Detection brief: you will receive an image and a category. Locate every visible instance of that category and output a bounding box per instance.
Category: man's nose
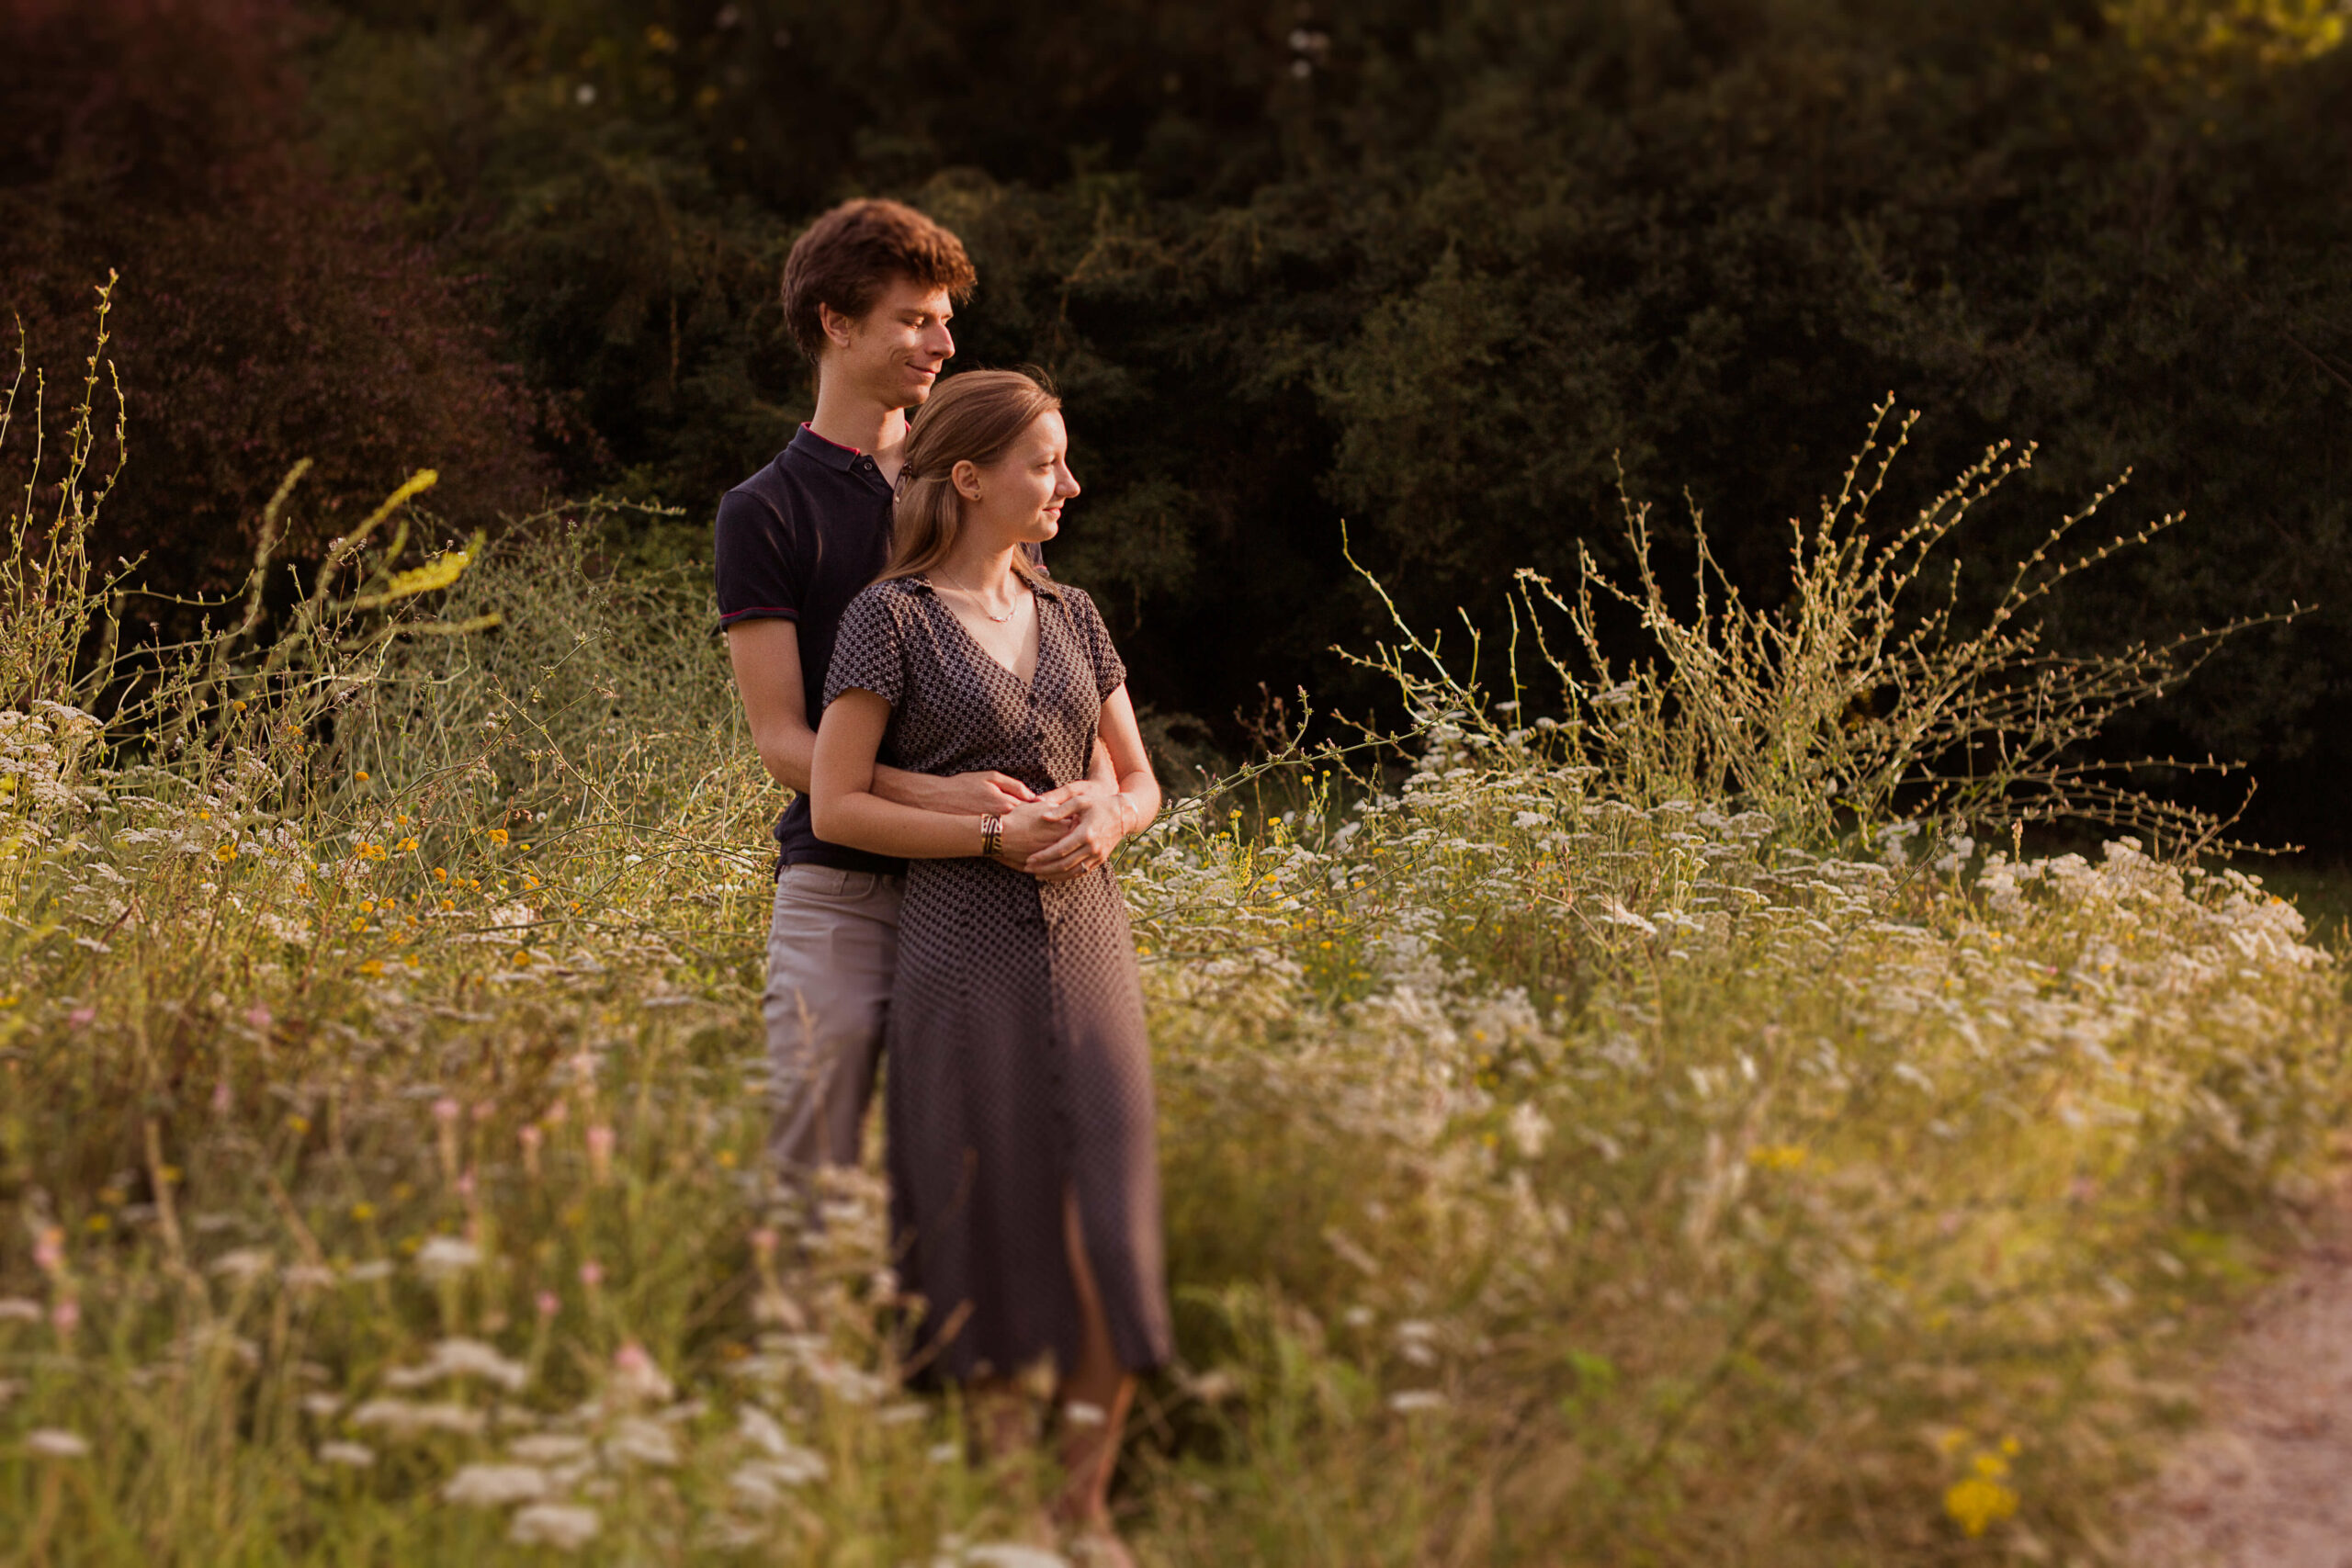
[930,322,956,362]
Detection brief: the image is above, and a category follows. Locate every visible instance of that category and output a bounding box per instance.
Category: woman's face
[959,411,1080,547]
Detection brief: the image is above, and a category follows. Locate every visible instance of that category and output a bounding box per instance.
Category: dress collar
[907,570,1062,602]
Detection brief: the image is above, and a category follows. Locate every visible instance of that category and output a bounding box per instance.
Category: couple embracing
[714,199,1165,1556]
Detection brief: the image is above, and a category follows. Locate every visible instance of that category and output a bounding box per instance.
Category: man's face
[820,277,956,412]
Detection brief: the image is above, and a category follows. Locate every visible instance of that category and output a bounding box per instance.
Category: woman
[808,369,1168,1553]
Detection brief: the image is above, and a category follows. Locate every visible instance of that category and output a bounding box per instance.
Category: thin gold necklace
[933,571,1023,624]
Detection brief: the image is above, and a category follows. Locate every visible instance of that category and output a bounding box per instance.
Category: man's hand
[1022,792,1133,882]
[879,769,1040,817]
[1034,776,1113,809]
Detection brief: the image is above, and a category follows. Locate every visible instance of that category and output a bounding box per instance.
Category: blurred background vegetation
[4,0,2346,849]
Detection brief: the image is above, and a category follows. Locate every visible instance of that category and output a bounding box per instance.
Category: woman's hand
[1020,792,1132,882]
[992,796,1084,869]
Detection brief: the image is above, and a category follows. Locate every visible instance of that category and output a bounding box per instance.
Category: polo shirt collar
[786,423,862,472]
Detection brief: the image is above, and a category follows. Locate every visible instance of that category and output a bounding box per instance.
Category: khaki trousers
[763,863,904,1181]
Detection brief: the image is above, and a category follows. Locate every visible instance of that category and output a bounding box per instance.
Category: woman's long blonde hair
[882,368,1061,584]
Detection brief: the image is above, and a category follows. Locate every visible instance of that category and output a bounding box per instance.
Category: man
[717,198,1114,1194]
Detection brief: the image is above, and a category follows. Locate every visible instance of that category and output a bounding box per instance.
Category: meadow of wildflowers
[3,324,2346,1564]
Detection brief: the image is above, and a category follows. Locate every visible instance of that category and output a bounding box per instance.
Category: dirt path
[2129,1190,2352,1567]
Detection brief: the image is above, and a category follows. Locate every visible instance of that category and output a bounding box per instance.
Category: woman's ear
[952,458,983,502]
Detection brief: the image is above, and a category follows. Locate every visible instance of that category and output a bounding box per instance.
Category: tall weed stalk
[1,297,2343,1566]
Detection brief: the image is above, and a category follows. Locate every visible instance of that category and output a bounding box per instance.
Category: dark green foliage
[18,0,2352,844]
[0,0,554,591]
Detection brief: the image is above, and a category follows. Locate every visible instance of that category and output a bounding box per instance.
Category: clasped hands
[930,772,1132,882]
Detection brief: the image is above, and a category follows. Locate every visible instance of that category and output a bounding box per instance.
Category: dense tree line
[6,1,2347,845]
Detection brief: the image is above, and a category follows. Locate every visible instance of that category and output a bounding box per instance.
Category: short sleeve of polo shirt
[824,585,908,709]
[712,481,805,627]
[1063,587,1128,701]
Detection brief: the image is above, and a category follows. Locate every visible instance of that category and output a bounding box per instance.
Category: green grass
[3,333,2346,1562]
[0,514,2343,1565]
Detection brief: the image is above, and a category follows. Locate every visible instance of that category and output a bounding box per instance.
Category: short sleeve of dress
[1062,587,1128,702]
[823,585,907,709]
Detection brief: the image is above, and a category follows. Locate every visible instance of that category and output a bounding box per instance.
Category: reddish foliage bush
[0,0,551,595]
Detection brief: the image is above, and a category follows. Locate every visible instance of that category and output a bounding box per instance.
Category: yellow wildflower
[1944,1471,2018,1537]
[1747,1145,1810,1171]
[488,828,509,846]
[371,543,475,603]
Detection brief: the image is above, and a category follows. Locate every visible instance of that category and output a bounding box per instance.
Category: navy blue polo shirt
[714,423,1040,874]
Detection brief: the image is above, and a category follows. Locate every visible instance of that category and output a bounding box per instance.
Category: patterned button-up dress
[823,572,1172,1381]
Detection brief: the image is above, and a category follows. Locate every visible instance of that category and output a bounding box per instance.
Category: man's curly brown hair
[779,198,977,365]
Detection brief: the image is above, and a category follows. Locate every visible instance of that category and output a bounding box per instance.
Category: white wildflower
[1182,1369,1240,1404]
[1598,897,1657,935]
[964,1547,1069,1568]
[735,1404,791,1456]
[0,1298,42,1323]
[351,1398,487,1439]
[387,1337,529,1393]
[25,1427,91,1458]
[208,1248,275,1282]
[603,1416,679,1468]
[413,1236,482,1280]
[318,1440,376,1468]
[443,1462,549,1507]
[507,1434,592,1464]
[607,1341,675,1404]
[1387,1390,1448,1414]
[509,1502,601,1551]
[1507,1102,1552,1158]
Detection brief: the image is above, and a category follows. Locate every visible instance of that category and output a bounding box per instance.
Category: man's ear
[818,300,856,350]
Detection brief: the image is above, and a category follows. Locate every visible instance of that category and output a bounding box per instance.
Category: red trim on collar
[798,422,864,456]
